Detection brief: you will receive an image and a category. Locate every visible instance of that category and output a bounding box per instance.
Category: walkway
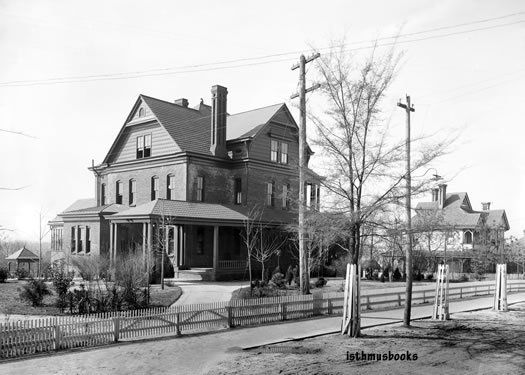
[170,280,247,306]
[2,292,523,375]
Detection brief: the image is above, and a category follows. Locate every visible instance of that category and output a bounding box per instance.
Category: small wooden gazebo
[5,247,40,275]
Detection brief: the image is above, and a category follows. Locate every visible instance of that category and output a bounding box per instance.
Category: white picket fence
[1,280,525,359]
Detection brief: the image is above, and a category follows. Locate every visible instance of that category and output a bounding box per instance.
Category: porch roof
[109,199,296,225]
[110,199,249,223]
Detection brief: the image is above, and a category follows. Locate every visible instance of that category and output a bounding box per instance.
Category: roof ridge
[140,94,203,114]
[229,102,284,117]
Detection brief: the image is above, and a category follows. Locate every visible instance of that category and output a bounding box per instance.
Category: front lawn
[0,280,182,316]
[0,280,61,316]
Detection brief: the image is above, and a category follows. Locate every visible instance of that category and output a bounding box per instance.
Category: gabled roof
[6,247,39,261]
[226,103,286,140]
[101,94,296,164]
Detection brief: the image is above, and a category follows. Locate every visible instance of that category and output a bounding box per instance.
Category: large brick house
[412,184,509,274]
[49,85,320,280]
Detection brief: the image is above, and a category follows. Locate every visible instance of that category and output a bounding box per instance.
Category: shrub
[15,268,29,280]
[19,278,51,306]
[393,267,402,281]
[50,262,75,310]
[414,271,423,281]
[382,267,390,279]
[0,267,8,283]
[269,272,286,289]
[314,277,327,288]
[458,274,469,282]
[426,273,434,281]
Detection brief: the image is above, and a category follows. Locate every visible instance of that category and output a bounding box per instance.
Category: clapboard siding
[109,122,180,164]
[249,122,298,165]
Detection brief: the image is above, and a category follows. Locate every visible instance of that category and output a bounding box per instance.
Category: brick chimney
[431,188,439,202]
[438,184,447,209]
[174,98,188,108]
[210,85,228,157]
[482,202,491,211]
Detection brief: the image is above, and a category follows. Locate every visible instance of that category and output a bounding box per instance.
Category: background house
[412,184,509,275]
[49,85,320,280]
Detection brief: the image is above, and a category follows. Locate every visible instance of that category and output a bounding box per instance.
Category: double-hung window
[234,178,242,204]
[266,181,275,207]
[116,181,123,204]
[129,179,136,205]
[270,139,289,164]
[270,140,279,162]
[151,176,159,200]
[136,134,152,159]
[196,177,204,202]
[167,175,175,200]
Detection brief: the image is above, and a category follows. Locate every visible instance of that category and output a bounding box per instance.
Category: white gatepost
[493,264,508,311]
[341,263,361,337]
[432,264,450,320]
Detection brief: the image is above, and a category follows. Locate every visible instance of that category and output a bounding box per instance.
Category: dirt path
[212,303,525,375]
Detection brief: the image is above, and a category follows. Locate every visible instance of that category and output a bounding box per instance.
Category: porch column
[142,222,147,268]
[113,223,118,264]
[173,225,179,268]
[213,225,219,271]
[109,223,114,266]
[147,222,153,271]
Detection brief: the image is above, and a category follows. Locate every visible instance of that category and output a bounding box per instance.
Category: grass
[148,284,183,307]
[230,277,438,300]
[0,280,183,316]
[0,280,62,316]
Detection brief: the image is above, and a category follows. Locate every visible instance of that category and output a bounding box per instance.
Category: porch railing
[218,260,247,269]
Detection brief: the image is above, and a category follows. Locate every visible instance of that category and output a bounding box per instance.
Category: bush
[314,277,327,288]
[393,267,402,281]
[50,262,75,311]
[426,273,434,281]
[19,278,51,307]
[0,267,8,282]
[15,268,29,280]
[414,270,423,281]
[458,274,469,282]
[269,273,286,289]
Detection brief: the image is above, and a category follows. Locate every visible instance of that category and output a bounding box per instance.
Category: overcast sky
[1,0,524,242]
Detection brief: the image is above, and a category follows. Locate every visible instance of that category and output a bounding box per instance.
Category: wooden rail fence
[2,281,525,360]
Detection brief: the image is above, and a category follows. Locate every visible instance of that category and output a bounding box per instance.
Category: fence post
[176,313,181,336]
[280,303,287,321]
[227,306,234,328]
[113,317,120,342]
[459,287,462,299]
[327,299,333,315]
[53,324,60,351]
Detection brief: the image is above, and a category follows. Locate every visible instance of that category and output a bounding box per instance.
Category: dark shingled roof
[110,199,296,225]
[61,203,128,216]
[138,96,287,155]
[6,247,39,261]
[415,191,509,230]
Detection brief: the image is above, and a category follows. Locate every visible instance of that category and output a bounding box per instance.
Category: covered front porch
[107,199,253,280]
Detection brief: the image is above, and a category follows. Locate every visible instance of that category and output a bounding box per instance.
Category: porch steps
[172,268,214,281]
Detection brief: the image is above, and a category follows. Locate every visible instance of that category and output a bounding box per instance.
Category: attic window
[138,107,145,117]
[136,134,152,159]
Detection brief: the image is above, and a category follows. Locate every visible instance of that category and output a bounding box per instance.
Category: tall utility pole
[291,53,320,295]
[397,95,415,326]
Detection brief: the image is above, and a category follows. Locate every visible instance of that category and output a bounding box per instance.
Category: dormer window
[136,134,151,159]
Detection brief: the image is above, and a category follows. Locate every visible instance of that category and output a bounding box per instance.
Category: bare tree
[309,44,451,336]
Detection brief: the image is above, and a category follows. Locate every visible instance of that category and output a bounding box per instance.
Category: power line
[0,128,38,139]
[0,13,523,88]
